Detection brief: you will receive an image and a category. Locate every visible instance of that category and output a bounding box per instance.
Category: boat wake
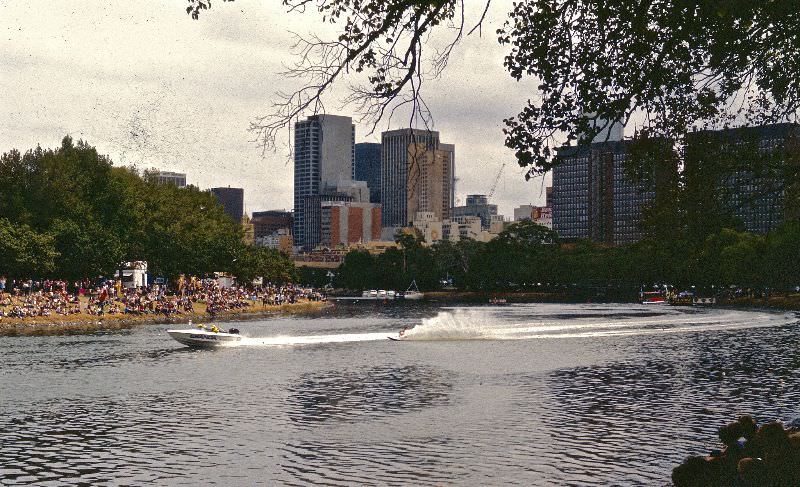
[399,306,798,341]
[223,305,797,347]
[240,332,391,347]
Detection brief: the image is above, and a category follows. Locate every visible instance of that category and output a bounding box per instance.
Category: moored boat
[640,290,668,305]
[669,291,694,306]
[402,279,423,300]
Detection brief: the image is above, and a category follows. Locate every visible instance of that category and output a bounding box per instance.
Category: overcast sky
[1,0,554,217]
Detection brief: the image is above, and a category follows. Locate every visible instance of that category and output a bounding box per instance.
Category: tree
[187,1,800,176]
[0,137,246,280]
[0,218,58,278]
[335,250,376,290]
[495,220,558,247]
[232,246,297,284]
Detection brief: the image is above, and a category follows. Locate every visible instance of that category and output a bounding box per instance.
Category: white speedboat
[167,328,242,348]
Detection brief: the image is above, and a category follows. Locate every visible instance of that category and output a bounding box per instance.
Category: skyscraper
[355,142,381,204]
[210,187,244,222]
[685,123,796,234]
[406,143,454,223]
[293,114,356,249]
[380,128,454,228]
[552,141,674,245]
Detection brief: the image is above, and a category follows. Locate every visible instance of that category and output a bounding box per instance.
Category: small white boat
[402,280,424,300]
[167,328,242,348]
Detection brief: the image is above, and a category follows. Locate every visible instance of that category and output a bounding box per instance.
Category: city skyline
[1,0,549,219]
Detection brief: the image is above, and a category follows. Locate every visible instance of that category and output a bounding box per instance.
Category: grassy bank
[0,300,330,336]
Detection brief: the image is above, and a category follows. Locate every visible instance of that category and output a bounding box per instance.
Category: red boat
[639,290,667,305]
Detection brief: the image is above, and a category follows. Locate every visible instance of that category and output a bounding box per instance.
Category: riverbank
[0,300,330,336]
[718,293,800,311]
[422,290,572,303]
[421,290,800,311]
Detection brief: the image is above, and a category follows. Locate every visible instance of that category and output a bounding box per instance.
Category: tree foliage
[232,246,297,284]
[187,0,800,175]
[0,218,58,278]
[333,221,800,292]
[0,136,254,280]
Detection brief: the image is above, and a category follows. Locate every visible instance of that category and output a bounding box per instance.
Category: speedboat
[167,327,242,348]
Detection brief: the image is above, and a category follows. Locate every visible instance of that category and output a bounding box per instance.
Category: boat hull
[167,330,242,348]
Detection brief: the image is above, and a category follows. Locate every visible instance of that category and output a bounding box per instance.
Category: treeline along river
[2,303,799,485]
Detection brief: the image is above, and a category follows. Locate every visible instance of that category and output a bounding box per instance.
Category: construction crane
[487,162,506,199]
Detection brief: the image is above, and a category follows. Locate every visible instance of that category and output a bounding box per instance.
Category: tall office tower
[685,123,797,235]
[293,114,356,249]
[355,142,382,204]
[406,143,454,223]
[552,141,675,245]
[381,128,445,227]
[440,143,456,218]
[210,187,244,222]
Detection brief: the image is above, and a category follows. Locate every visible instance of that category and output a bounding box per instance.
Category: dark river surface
[2,303,800,486]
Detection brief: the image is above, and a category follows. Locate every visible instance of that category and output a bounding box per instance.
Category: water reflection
[2,305,799,485]
[286,365,453,425]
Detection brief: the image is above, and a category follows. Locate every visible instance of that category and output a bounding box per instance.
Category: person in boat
[399,327,408,337]
[209,324,220,333]
[196,323,206,330]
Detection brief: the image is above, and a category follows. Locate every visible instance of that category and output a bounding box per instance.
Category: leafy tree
[187,1,800,176]
[763,221,800,290]
[0,137,252,281]
[335,250,376,290]
[0,218,58,278]
[495,220,558,247]
[49,218,124,280]
[298,267,332,288]
[232,246,297,284]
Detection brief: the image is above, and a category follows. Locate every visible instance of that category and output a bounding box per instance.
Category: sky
[1,0,553,217]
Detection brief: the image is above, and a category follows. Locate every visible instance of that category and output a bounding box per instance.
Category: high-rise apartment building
[210,187,244,222]
[381,128,454,228]
[355,142,382,204]
[294,114,356,249]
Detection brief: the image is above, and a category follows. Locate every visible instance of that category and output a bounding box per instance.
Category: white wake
[228,305,797,346]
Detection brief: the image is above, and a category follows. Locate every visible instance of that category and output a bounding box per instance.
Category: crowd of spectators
[0,275,325,321]
[0,280,82,319]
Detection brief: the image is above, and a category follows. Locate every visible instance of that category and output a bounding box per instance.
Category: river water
[2,303,799,486]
